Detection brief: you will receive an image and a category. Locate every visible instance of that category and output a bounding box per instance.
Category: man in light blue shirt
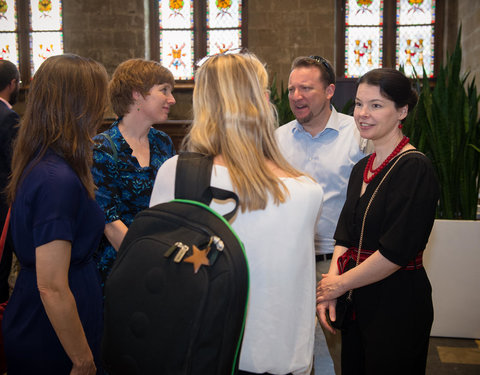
[276,56,369,375]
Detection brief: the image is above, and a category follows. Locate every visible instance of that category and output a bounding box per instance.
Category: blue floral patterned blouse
[92,123,175,284]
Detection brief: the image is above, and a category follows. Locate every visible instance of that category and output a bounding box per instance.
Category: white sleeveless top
[150,155,324,375]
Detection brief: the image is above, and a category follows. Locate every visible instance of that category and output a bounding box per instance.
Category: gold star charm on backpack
[183,245,210,273]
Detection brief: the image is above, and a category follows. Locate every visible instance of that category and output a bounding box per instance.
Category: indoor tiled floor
[313,324,480,374]
[426,337,480,375]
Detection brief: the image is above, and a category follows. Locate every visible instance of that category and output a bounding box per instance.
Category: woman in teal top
[92,59,176,284]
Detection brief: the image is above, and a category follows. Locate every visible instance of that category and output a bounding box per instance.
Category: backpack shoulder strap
[175,152,213,204]
[175,152,239,221]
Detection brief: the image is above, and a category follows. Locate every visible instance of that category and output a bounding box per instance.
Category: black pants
[341,314,430,375]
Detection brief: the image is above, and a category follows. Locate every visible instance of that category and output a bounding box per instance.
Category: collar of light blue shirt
[291,106,340,138]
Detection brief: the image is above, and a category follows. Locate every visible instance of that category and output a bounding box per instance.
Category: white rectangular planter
[423,219,480,339]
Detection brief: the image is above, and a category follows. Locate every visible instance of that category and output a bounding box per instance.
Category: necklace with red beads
[363,136,410,184]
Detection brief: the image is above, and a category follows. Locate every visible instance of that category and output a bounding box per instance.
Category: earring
[398,123,403,129]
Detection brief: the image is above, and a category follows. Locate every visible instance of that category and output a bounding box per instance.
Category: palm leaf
[404,27,480,219]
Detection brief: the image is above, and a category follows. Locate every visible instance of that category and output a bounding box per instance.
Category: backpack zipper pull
[174,244,190,263]
[164,242,182,258]
[208,236,224,266]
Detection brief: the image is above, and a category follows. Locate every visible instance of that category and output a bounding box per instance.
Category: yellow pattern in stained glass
[0,0,8,20]
[216,0,232,10]
[354,39,374,67]
[355,0,373,14]
[404,39,424,66]
[168,43,187,70]
[38,0,52,14]
[169,0,185,18]
[407,0,425,13]
[215,0,232,18]
[38,43,55,60]
[215,41,233,53]
[170,0,184,11]
[1,44,10,57]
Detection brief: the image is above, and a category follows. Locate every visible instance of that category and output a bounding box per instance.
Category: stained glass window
[0,0,19,65]
[159,0,194,80]
[31,0,64,75]
[345,0,384,78]
[206,0,242,56]
[156,0,245,81]
[0,0,63,82]
[396,0,435,78]
[342,0,437,78]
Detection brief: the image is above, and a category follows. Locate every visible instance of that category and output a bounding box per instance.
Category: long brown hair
[7,54,108,202]
[183,52,303,212]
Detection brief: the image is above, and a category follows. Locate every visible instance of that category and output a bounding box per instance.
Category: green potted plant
[404,30,480,220]
[404,28,480,339]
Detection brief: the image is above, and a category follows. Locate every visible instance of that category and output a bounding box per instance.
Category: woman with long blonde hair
[150,52,324,375]
[4,54,108,374]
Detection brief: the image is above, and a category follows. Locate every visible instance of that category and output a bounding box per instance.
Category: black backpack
[102,153,249,375]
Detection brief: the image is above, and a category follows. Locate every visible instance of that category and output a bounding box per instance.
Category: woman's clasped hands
[316,272,347,334]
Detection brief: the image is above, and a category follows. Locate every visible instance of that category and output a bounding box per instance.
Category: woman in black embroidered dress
[316,68,439,375]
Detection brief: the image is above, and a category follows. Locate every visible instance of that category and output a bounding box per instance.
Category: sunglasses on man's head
[309,55,335,83]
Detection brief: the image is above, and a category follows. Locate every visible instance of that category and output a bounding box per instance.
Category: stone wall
[248,0,336,88]
[63,0,145,75]
[458,0,480,84]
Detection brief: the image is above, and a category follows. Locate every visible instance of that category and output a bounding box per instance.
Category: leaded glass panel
[0,32,18,64]
[31,0,62,31]
[160,29,194,80]
[345,26,382,78]
[343,0,438,80]
[396,25,434,77]
[156,0,244,80]
[397,0,434,25]
[346,0,383,26]
[207,0,241,28]
[207,29,240,55]
[159,0,194,80]
[31,31,62,74]
[0,0,16,31]
[345,1,383,77]
[160,0,193,29]
[396,0,435,77]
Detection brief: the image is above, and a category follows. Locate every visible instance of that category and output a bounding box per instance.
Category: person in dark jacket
[0,60,20,303]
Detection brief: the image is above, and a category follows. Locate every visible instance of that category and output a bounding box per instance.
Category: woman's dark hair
[357,68,418,112]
